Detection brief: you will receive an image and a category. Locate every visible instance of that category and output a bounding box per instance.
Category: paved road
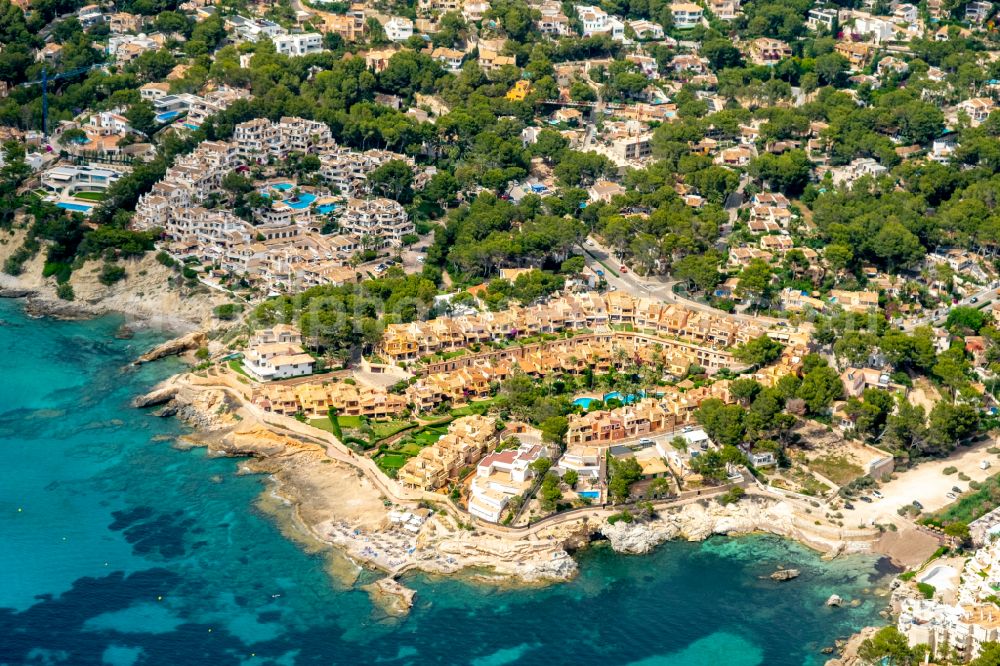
[582,236,784,325]
[902,282,1000,331]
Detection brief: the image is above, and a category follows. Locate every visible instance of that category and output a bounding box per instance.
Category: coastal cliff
[599,499,801,554]
[0,228,226,330]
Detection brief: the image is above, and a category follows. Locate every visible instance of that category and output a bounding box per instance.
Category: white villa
[469,443,543,522]
[243,325,316,381]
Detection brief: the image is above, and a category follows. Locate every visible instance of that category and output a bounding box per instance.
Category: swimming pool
[56,202,93,212]
[577,490,600,500]
[573,391,645,409]
[283,193,316,209]
[182,123,200,131]
[317,203,338,214]
[607,390,645,404]
[271,183,294,191]
[156,111,180,123]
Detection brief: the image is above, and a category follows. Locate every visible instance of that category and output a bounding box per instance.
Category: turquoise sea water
[0,299,891,665]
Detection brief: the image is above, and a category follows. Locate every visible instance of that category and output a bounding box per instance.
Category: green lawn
[412,426,449,447]
[375,452,410,476]
[228,359,250,378]
[450,398,496,417]
[370,419,415,440]
[310,416,416,444]
[337,415,364,428]
[309,418,336,434]
[73,191,106,202]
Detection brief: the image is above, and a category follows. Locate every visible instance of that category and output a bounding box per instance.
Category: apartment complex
[320,147,413,196]
[253,381,408,419]
[338,197,414,247]
[132,117,414,290]
[566,388,728,447]
[378,291,803,368]
[898,540,1000,661]
[398,415,499,490]
[564,344,805,447]
[233,116,332,162]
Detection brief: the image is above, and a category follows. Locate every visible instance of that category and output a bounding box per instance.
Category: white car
[585,239,595,246]
[946,492,957,500]
[872,490,884,499]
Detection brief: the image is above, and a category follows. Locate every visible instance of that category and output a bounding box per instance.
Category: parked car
[872,490,884,499]
[860,496,873,503]
[982,460,992,470]
[953,486,963,494]
[844,502,855,510]
[619,266,628,273]
[946,492,957,500]
[585,239,594,246]
[972,296,980,303]
[912,500,924,510]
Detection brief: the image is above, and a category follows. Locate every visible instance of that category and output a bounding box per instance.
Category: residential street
[581,235,784,326]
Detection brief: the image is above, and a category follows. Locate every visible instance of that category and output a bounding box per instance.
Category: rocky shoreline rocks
[0,230,227,332]
[770,568,801,581]
[598,497,806,556]
[132,376,898,605]
[362,577,416,616]
[134,331,207,364]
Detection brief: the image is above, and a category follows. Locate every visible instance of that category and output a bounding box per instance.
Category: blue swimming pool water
[155,111,179,123]
[578,490,600,499]
[317,203,337,214]
[182,123,199,131]
[608,390,646,404]
[56,202,93,212]
[272,183,293,191]
[283,193,316,209]
[574,391,645,410]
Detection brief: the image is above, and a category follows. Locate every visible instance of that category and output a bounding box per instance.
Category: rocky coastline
[130,373,899,603]
[0,266,906,630]
[0,228,227,333]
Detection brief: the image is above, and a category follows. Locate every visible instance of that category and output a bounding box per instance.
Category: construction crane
[17,62,107,138]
